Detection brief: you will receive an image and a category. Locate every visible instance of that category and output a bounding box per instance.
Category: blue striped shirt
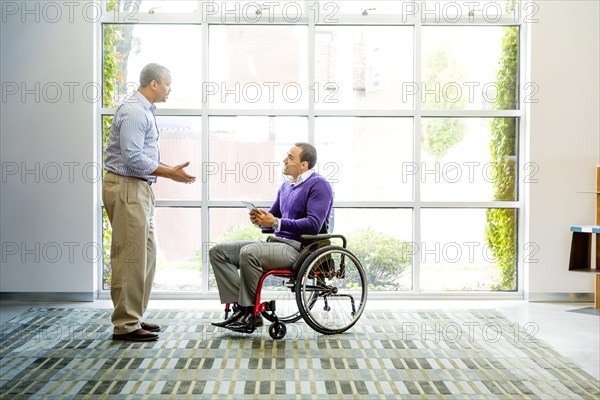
[104,91,160,182]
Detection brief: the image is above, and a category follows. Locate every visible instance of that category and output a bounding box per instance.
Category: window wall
[100,0,524,296]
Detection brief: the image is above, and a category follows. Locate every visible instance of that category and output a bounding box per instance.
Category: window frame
[97,0,527,299]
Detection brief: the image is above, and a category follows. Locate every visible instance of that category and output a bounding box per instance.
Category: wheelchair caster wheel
[323,306,331,312]
[269,322,286,339]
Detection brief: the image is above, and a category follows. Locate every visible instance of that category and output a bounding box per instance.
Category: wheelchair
[222,233,368,339]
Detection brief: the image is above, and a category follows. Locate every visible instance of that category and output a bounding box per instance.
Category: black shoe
[211,310,245,327]
[141,322,161,332]
[112,329,158,342]
[226,314,263,334]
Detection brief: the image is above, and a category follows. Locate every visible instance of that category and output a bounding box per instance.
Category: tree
[421,47,468,160]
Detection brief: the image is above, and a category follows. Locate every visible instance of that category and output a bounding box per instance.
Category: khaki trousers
[102,172,156,334]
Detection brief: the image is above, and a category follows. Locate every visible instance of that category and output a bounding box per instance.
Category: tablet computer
[241,201,262,213]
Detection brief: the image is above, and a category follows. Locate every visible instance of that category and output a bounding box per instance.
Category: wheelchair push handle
[300,233,347,248]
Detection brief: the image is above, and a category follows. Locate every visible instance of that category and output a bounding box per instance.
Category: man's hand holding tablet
[241,201,263,214]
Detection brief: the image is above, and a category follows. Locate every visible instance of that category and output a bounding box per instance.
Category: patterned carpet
[1,308,598,399]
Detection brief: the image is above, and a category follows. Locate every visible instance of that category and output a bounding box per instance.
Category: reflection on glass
[152,116,202,201]
[420,118,517,201]
[420,208,517,291]
[421,26,518,110]
[315,26,413,110]
[209,26,308,108]
[103,24,202,108]
[316,117,413,201]
[153,208,202,291]
[209,116,307,200]
[333,208,413,291]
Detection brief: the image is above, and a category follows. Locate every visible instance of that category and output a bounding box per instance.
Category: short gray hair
[140,63,170,87]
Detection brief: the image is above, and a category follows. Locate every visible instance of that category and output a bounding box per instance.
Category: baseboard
[0,292,96,302]
[525,292,594,302]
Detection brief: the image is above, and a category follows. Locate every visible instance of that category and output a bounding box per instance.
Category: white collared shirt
[291,169,314,186]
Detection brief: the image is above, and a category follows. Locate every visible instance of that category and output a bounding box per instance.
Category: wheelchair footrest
[257,300,277,315]
[264,300,276,312]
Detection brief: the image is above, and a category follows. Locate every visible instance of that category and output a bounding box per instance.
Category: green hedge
[485,0,518,291]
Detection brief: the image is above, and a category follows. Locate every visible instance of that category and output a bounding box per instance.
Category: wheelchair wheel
[295,246,367,335]
[260,274,313,323]
[269,321,287,340]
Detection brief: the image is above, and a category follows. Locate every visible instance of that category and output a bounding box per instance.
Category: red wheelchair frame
[220,233,367,339]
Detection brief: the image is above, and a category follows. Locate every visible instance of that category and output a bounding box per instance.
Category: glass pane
[208,208,266,291]
[420,208,517,291]
[152,117,202,201]
[207,1,306,21]
[315,26,413,110]
[117,0,200,14]
[103,24,202,108]
[209,116,308,200]
[420,118,517,201]
[153,208,202,291]
[421,0,518,20]
[315,117,413,201]
[421,26,519,110]
[102,208,111,290]
[208,25,308,109]
[333,208,413,291]
[315,0,411,16]
[208,208,413,292]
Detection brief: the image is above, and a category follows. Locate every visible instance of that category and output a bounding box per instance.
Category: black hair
[295,142,317,170]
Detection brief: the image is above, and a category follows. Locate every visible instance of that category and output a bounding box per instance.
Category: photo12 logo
[402,1,539,24]
[201,1,340,23]
[1,162,103,184]
[0,1,135,24]
[401,320,539,344]
[202,81,339,105]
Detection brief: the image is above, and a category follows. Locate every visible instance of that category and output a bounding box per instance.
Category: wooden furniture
[568,165,600,308]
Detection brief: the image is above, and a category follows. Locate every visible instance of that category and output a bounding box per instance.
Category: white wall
[526,0,600,299]
[0,1,98,300]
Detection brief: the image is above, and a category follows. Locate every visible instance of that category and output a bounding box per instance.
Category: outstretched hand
[170,162,196,183]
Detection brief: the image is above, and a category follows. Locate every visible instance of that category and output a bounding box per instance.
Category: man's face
[283,146,305,178]
[154,73,172,103]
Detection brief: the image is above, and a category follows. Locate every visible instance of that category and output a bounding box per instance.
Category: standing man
[103,63,196,341]
[210,143,333,333]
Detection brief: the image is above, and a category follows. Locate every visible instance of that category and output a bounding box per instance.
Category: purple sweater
[268,173,333,243]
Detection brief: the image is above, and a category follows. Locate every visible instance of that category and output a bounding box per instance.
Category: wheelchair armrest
[300,234,347,248]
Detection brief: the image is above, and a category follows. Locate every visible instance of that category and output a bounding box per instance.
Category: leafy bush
[209,225,411,291]
[213,224,266,243]
[346,229,411,290]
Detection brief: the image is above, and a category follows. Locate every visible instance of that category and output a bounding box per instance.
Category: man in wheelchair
[209,143,334,333]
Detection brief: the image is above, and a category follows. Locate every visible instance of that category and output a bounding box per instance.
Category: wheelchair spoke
[295,246,367,335]
[260,275,303,323]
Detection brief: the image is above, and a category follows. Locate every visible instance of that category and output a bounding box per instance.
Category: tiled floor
[1,299,599,381]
